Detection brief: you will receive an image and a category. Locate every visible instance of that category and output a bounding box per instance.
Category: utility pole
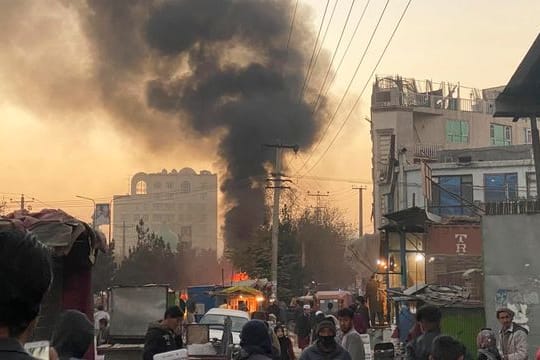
[265,143,299,301]
[10,194,34,211]
[530,116,540,198]
[122,221,126,260]
[353,186,366,239]
[307,191,330,223]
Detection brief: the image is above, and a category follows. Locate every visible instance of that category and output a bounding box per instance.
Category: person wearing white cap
[296,304,313,350]
[496,308,528,360]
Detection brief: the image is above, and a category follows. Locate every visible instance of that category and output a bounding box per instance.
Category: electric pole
[10,194,34,211]
[264,143,299,301]
[353,186,366,239]
[307,191,330,223]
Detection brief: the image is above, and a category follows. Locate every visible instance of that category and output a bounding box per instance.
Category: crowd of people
[0,226,537,360]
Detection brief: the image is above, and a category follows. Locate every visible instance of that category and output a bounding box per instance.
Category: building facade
[370,75,532,229]
[112,168,217,261]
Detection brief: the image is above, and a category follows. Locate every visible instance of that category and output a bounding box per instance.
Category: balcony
[483,199,540,215]
[413,144,442,161]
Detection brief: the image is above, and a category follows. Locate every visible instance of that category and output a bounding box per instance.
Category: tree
[113,219,178,287]
[92,241,117,293]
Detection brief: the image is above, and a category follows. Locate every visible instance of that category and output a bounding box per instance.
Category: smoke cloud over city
[0,0,330,253]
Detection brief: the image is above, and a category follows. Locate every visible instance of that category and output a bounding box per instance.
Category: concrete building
[370,75,532,229]
[112,168,217,261]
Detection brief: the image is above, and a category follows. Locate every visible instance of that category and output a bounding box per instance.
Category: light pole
[109,195,130,243]
[76,195,96,229]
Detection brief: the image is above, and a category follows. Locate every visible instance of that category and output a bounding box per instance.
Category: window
[527,172,537,199]
[446,120,469,144]
[490,124,512,146]
[484,173,518,202]
[525,128,532,144]
[181,226,192,241]
[135,180,147,195]
[180,181,191,193]
[166,182,174,189]
[431,175,473,216]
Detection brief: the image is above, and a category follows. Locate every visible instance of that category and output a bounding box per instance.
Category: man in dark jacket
[51,310,94,360]
[299,318,351,360]
[296,305,313,350]
[406,305,442,360]
[430,335,466,360]
[143,305,184,360]
[0,228,52,360]
[239,320,274,360]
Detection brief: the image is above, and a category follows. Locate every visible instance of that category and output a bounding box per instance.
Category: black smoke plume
[80,0,329,260]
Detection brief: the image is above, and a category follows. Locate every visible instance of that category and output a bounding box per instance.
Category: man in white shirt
[337,308,365,360]
[94,304,110,331]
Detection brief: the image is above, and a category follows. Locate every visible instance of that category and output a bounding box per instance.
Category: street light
[76,195,96,229]
[109,194,131,242]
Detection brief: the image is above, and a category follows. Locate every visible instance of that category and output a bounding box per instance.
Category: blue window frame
[484,173,518,202]
[432,175,473,216]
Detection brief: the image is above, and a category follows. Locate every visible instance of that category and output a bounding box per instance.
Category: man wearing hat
[296,304,313,350]
[496,308,528,360]
[299,317,351,360]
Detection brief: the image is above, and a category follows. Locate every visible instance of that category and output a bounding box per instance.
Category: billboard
[94,203,110,226]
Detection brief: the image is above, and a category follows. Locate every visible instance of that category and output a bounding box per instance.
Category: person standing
[430,336,466,360]
[238,320,274,360]
[0,228,52,360]
[299,318,351,360]
[477,328,501,360]
[337,308,365,360]
[94,304,110,332]
[406,305,442,360]
[296,305,312,350]
[365,275,380,326]
[352,297,370,334]
[51,310,95,360]
[275,325,296,360]
[143,306,184,360]
[496,308,528,360]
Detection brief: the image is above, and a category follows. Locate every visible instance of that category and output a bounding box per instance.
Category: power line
[302,0,413,175]
[295,0,391,175]
[312,0,372,114]
[284,0,300,64]
[297,0,330,102]
[310,0,356,112]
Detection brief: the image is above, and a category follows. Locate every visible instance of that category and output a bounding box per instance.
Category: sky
[0,0,538,241]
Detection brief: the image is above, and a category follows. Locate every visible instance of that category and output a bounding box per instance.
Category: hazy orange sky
[0,0,538,242]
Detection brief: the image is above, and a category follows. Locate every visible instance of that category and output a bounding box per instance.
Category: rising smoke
[3,0,330,256]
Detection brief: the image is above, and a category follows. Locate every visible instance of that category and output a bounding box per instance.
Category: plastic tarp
[483,214,540,358]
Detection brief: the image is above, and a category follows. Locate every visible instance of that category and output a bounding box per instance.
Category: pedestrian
[296,305,312,350]
[365,275,381,326]
[268,301,281,322]
[238,320,274,360]
[0,227,52,360]
[252,312,281,359]
[51,310,94,360]
[337,308,365,360]
[406,305,442,360]
[299,318,351,360]
[352,297,370,334]
[275,325,296,360]
[397,304,415,343]
[311,311,326,343]
[495,308,528,360]
[477,329,501,360]
[94,304,110,332]
[97,318,110,346]
[142,305,184,360]
[430,335,466,360]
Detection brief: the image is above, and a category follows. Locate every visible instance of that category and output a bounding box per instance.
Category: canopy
[217,286,263,296]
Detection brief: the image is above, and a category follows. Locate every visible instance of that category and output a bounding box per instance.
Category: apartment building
[112,168,217,261]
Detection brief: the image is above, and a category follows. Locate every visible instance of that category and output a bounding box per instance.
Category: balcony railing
[483,199,540,215]
[413,144,442,160]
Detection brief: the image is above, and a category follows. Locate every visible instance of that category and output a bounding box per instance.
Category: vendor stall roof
[495,33,540,117]
[217,286,263,296]
[380,207,441,232]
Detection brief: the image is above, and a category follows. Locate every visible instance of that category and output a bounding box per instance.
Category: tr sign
[426,224,482,256]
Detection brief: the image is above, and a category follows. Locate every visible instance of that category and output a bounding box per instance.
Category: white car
[199,308,250,344]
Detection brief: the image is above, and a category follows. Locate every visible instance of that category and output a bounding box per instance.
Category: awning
[495,33,540,117]
[217,286,263,297]
[380,207,440,232]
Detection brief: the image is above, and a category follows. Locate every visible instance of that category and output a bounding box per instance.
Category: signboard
[94,203,111,226]
[426,224,482,256]
[109,286,168,339]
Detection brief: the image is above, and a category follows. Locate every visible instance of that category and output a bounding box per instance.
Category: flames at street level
[2,0,330,256]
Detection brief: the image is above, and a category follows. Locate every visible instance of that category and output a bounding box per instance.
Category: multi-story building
[371,75,531,229]
[112,168,217,261]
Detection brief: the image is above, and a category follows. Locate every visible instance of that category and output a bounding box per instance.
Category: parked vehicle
[200,308,250,344]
